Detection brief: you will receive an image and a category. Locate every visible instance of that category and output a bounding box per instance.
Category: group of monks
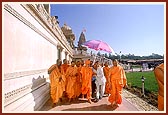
[48,58,165,111]
[48,58,128,108]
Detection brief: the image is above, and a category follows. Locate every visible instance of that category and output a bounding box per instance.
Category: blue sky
[50,3,164,56]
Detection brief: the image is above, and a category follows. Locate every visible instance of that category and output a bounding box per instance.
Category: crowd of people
[48,58,128,108]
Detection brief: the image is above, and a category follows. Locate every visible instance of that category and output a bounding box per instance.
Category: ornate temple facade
[3,3,74,111]
[61,23,75,49]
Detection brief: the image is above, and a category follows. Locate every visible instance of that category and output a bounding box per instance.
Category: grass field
[126,71,158,93]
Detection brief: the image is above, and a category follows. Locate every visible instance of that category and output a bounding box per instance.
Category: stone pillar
[57,45,63,60]
[65,51,68,60]
[61,49,66,60]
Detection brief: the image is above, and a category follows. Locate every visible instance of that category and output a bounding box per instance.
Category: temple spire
[77,31,87,51]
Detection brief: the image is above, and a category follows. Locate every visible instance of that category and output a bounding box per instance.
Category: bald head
[112,59,118,66]
[57,59,62,66]
[63,59,67,64]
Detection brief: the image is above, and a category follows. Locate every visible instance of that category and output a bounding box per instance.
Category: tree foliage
[106,53,163,60]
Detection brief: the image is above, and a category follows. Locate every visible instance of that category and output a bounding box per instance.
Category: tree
[97,51,101,56]
[105,53,108,58]
[109,53,112,59]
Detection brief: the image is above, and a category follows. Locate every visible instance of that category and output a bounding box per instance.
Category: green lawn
[126,71,158,93]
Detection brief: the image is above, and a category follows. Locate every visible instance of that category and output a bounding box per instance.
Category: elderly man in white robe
[94,61,106,102]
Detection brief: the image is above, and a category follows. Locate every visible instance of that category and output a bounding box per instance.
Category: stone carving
[61,23,75,49]
[47,17,52,25]
[4,84,32,106]
[4,75,48,106]
[4,69,47,80]
[37,4,44,13]
[51,16,57,29]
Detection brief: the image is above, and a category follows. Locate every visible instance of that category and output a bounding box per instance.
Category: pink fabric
[83,40,115,53]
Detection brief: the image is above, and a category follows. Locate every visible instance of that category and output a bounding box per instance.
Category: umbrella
[82,40,115,54]
[82,40,115,64]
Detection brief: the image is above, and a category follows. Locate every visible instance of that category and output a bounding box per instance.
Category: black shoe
[99,97,103,100]
[94,99,99,102]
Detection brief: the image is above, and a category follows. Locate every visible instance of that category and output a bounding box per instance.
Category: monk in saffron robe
[81,59,93,104]
[108,59,127,107]
[61,59,69,92]
[61,59,69,73]
[74,61,82,98]
[103,62,110,94]
[48,59,65,107]
[65,61,78,102]
[154,63,164,111]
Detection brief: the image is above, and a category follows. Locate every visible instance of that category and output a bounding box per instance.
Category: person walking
[154,63,164,111]
[108,59,127,107]
[94,61,106,102]
[80,59,93,104]
[74,61,82,99]
[65,61,78,103]
[48,59,65,107]
[92,62,98,100]
[103,61,110,95]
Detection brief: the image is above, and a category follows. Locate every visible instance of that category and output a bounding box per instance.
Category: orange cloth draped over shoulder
[61,64,69,73]
[74,66,82,98]
[154,63,164,111]
[108,65,127,105]
[48,64,65,104]
[103,66,110,94]
[80,60,93,99]
[61,64,69,88]
[65,66,78,98]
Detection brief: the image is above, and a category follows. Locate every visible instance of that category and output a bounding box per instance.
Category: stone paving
[39,89,158,112]
[40,97,138,111]
[123,89,158,111]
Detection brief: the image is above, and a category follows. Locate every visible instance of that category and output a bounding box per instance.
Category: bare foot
[60,98,63,102]
[116,103,120,107]
[82,95,84,99]
[110,103,114,107]
[68,98,71,103]
[110,101,116,107]
[52,103,56,108]
[88,99,92,104]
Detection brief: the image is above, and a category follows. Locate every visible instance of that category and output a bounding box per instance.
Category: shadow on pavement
[40,97,91,111]
[62,104,118,111]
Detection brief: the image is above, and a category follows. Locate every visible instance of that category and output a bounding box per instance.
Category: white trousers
[95,82,105,99]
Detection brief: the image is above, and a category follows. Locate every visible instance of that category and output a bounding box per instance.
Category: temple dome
[62,23,72,31]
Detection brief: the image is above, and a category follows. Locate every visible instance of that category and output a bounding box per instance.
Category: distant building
[77,31,87,51]
[73,31,91,61]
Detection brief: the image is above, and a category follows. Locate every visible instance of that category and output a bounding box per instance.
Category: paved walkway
[40,95,139,111]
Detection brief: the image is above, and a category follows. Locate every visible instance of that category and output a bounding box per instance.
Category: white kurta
[95,66,106,99]
[95,66,106,85]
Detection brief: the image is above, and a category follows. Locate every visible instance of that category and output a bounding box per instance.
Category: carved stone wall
[3,3,73,111]
[4,71,50,111]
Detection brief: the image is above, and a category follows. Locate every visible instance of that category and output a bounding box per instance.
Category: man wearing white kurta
[95,63,106,101]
